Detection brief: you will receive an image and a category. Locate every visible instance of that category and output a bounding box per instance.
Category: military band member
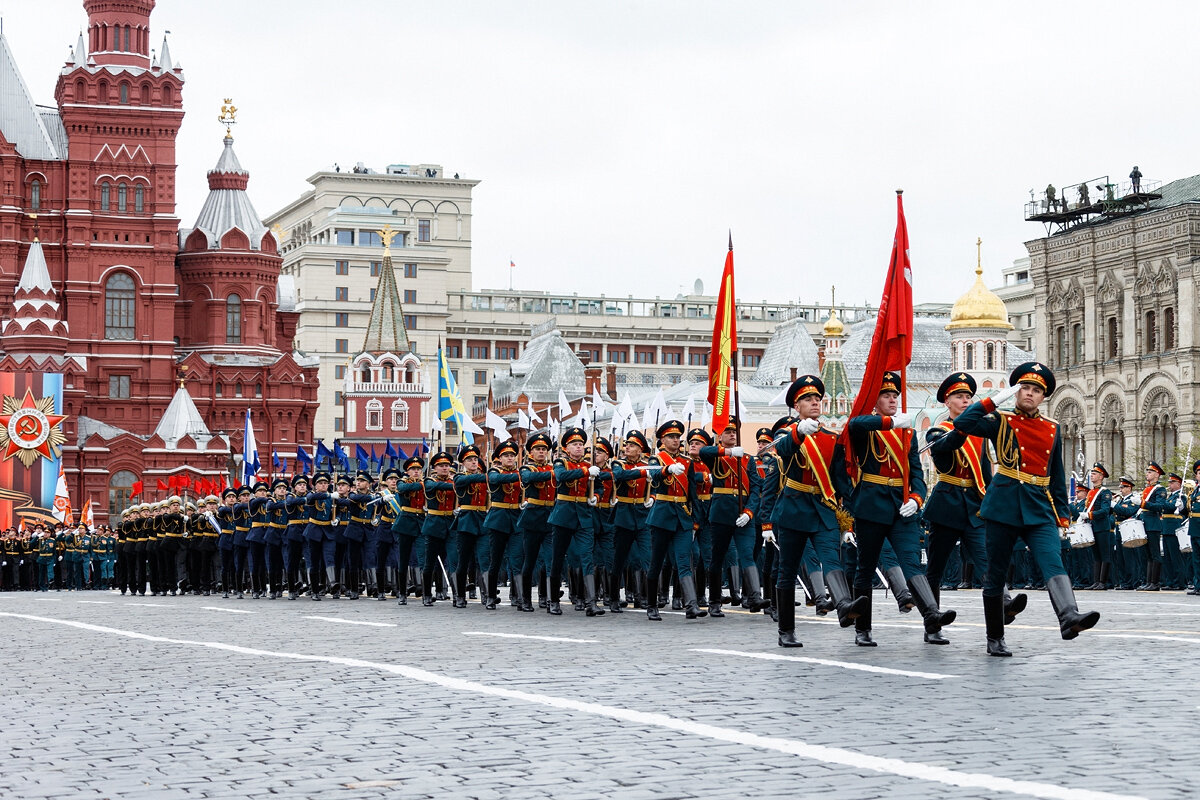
[453,445,491,608]
[369,468,401,600]
[518,433,557,612]
[954,362,1100,655]
[1158,472,1187,590]
[193,495,221,596]
[1188,461,1200,596]
[392,457,428,605]
[1080,464,1114,590]
[846,371,953,647]
[216,490,236,598]
[422,451,457,606]
[1138,462,1169,591]
[484,440,524,610]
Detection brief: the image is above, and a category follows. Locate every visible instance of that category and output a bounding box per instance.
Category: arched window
[100,182,110,210]
[109,470,138,518]
[1144,310,1157,353]
[1072,323,1083,364]
[30,179,41,210]
[965,342,974,370]
[391,399,408,430]
[1164,307,1175,351]
[226,294,242,343]
[98,80,109,102]
[366,399,383,430]
[360,366,372,383]
[119,82,129,104]
[235,382,244,398]
[135,185,144,213]
[985,341,995,371]
[1056,326,1067,366]
[382,362,394,382]
[163,84,173,105]
[104,272,136,339]
[255,382,263,398]
[1107,317,1118,359]
[117,183,127,212]
[124,25,131,52]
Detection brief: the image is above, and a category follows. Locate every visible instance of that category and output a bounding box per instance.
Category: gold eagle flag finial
[218,98,238,137]
[378,223,400,253]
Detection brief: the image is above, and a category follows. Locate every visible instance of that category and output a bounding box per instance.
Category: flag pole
[728,230,745,510]
[897,189,908,413]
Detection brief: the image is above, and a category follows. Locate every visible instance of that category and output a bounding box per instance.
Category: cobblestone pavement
[1,587,1195,800]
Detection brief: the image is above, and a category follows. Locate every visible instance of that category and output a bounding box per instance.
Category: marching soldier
[284,475,310,600]
[954,362,1100,655]
[421,451,457,606]
[754,427,781,621]
[302,472,334,601]
[1160,472,1187,590]
[1112,477,1142,588]
[647,420,705,620]
[547,427,604,616]
[369,468,401,599]
[265,479,289,599]
[484,440,524,609]
[846,371,953,646]
[518,433,556,612]
[344,471,376,601]
[392,457,428,605]
[591,437,617,611]
[1138,462,1169,591]
[454,445,491,608]
[687,428,715,610]
[247,482,270,599]
[610,431,657,613]
[698,422,767,617]
[924,373,1028,642]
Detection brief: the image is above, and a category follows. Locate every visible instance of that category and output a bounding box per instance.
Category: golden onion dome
[946,239,1013,331]
[823,306,845,337]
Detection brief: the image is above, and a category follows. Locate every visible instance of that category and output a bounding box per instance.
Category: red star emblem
[0,388,67,462]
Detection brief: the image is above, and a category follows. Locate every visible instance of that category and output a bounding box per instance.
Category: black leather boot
[776,585,801,647]
[421,571,435,606]
[854,587,876,646]
[1047,574,1100,640]
[743,566,772,612]
[681,575,707,619]
[826,569,868,628]
[885,566,914,612]
[583,574,605,617]
[607,570,623,613]
[1098,562,1111,590]
[1002,587,1028,624]
[983,593,1011,656]
[909,574,954,644]
[517,575,534,612]
[645,573,661,621]
[309,567,322,601]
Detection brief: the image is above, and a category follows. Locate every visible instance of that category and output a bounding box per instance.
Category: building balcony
[347,381,427,395]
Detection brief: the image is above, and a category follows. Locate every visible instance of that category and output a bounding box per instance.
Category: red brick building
[0,1,319,522]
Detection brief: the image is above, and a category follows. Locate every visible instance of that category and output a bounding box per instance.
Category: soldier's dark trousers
[982,520,1066,598]
[926,523,987,592]
[520,528,550,601]
[852,518,922,592]
[423,536,448,597]
[249,541,267,594]
[550,523,595,601]
[394,535,419,595]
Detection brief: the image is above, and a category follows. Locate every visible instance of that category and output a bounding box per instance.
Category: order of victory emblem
[0,389,68,467]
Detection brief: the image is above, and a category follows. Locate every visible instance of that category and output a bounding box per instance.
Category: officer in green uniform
[483,440,524,609]
[954,362,1100,655]
[846,371,952,646]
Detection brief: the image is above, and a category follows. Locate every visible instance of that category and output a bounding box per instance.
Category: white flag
[517,409,531,430]
[768,385,789,407]
[558,388,573,419]
[485,408,512,442]
[680,394,696,424]
[574,399,590,429]
[431,416,445,433]
[592,387,608,418]
[461,415,486,436]
[526,398,542,425]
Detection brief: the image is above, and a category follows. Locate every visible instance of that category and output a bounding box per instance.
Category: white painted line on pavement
[304,616,396,628]
[462,631,598,644]
[1096,611,1200,617]
[77,600,113,604]
[691,648,957,680]
[127,603,167,607]
[1098,633,1200,644]
[200,606,252,614]
[0,611,1145,800]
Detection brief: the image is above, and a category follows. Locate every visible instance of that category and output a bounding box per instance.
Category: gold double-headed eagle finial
[378,223,399,253]
[218,98,238,137]
[271,223,286,246]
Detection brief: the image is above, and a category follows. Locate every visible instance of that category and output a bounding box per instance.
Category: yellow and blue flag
[437,347,474,444]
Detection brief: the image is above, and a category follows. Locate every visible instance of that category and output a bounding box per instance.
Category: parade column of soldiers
[29,360,1200,659]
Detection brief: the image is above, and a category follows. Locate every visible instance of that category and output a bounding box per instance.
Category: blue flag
[315,440,333,470]
[421,437,429,456]
[334,441,351,474]
[296,446,313,474]
[272,449,283,473]
[355,443,370,470]
[385,440,399,467]
[396,444,408,461]
[370,444,380,472]
[437,347,474,444]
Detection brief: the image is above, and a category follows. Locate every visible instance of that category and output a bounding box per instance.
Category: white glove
[890,412,913,429]
[1177,498,1186,514]
[587,496,598,506]
[667,463,686,476]
[993,384,1021,406]
[899,499,919,518]
[57,556,63,562]
[735,512,751,528]
[643,497,655,509]
[842,530,855,544]
[761,529,776,545]
[519,501,528,510]
[588,466,600,477]
[729,446,745,458]
[1110,497,1120,509]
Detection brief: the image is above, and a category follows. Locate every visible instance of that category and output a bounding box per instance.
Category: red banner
[708,240,738,432]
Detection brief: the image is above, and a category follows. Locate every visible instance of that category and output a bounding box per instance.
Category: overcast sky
[8,1,1200,307]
